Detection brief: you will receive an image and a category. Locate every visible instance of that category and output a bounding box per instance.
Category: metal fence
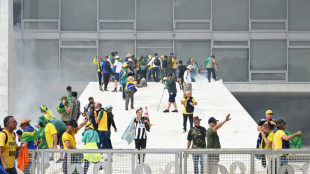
[18,149,310,174]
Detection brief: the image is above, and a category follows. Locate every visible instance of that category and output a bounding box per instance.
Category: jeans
[103,73,110,90]
[152,67,160,82]
[98,131,112,149]
[183,114,193,131]
[97,72,102,87]
[207,68,216,81]
[171,69,177,80]
[161,68,166,78]
[122,83,126,99]
[192,154,204,174]
[147,69,153,82]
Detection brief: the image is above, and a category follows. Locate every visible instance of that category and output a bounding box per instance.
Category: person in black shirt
[178,60,187,90]
[105,104,117,149]
[257,110,276,132]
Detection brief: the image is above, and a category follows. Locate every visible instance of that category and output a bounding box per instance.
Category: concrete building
[1,0,310,144]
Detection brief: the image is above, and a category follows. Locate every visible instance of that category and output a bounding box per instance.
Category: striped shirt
[134,118,147,140]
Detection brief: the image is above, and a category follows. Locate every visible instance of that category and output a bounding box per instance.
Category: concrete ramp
[76,79,258,149]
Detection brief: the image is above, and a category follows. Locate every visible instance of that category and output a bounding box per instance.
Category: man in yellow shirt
[62,119,88,174]
[171,55,178,80]
[0,116,18,174]
[259,124,274,168]
[181,91,197,133]
[273,119,301,173]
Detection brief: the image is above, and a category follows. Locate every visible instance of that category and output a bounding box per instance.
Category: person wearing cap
[186,57,199,81]
[95,103,110,149]
[112,55,123,92]
[133,107,150,164]
[257,110,277,132]
[160,55,167,80]
[0,116,18,174]
[82,97,95,117]
[66,86,72,99]
[82,122,102,174]
[187,116,207,174]
[40,105,57,120]
[181,91,197,133]
[163,73,178,113]
[273,119,302,172]
[62,119,88,174]
[93,56,103,91]
[206,114,231,172]
[106,104,117,149]
[125,76,137,110]
[171,54,178,81]
[183,65,193,96]
[120,63,132,99]
[139,56,148,79]
[68,91,81,124]
[147,53,162,82]
[178,60,187,90]
[203,55,218,82]
[101,56,112,91]
[127,57,136,78]
[58,96,73,124]
[19,119,39,173]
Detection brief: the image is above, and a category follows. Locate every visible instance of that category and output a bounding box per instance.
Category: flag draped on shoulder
[284,130,302,149]
[121,117,136,145]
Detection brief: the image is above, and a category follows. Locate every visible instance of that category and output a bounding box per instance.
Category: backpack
[69,97,80,122]
[154,57,160,66]
[185,97,194,113]
[0,130,16,146]
[104,61,112,73]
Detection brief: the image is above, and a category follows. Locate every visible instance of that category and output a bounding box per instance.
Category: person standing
[171,54,178,80]
[101,56,112,91]
[273,119,302,173]
[259,124,274,169]
[187,116,207,174]
[178,60,187,90]
[181,91,197,133]
[82,97,95,117]
[0,116,18,174]
[133,107,151,164]
[257,110,277,132]
[161,55,167,79]
[62,119,88,174]
[95,103,110,149]
[120,63,132,100]
[69,91,81,124]
[105,104,117,149]
[125,76,137,110]
[163,73,178,113]
[206,114,231,173]
[147,53,162,82]
[139,56,148,79]
[57,96,73,125]
[66,86,72,99]
[203,55,217,82]
[183,65,192,96]
[112,56,123,92]
[93,56,103,91]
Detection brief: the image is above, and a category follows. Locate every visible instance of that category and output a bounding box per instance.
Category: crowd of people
[0,51,303,174]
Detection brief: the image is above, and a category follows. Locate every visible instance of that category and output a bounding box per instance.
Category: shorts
[183,82,192,93]
[57,131,64,146]
[114,73,120,82]
[168,93,176,103]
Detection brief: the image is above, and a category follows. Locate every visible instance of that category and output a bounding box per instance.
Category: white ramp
[76,80,258,149]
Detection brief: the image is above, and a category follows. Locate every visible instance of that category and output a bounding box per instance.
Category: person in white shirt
[183,65,192,96]
[147,53,162,82]
[112,56,123,92]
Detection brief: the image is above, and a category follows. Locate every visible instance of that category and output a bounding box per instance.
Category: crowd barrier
[19,149,310,174]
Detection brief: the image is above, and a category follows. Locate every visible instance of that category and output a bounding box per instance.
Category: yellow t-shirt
[0,129,17,168]
[62,131,76,149]
[260,132,274,150]
[97,110,108,131]
[45,122,57,148]
[274,130,285,151]
[172,58,177,69]
[182,97,197,114]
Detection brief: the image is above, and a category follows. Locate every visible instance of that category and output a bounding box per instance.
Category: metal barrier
[18,149,310,174]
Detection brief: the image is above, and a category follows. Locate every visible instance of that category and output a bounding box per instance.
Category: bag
[69,98,80,122]
[104,62,112,73]
[154,57,160,66]
[185,97,194,113]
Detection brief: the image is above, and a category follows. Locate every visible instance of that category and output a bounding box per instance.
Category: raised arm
[213,114,231,132]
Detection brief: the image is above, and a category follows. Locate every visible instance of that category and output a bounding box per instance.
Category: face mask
[95,108,99,111]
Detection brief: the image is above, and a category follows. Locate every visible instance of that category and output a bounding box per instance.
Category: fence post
[41,151,45,174]
[174,152,179,174]
[184,152,187,174]
[179,152,183,174]
[250,153,255,174]
[108,152,112,174]
[131,153,135,174]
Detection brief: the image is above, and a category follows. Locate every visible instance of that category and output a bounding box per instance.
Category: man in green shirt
[206,114,231,173]
[187,116,207,174]
[163,73,178,113]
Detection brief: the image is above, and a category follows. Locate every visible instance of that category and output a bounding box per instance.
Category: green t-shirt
[187,126,207,149]
[206,127,221,148]
[110,56,115,64]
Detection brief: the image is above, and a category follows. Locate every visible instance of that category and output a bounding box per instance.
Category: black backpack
[185,97,194,113]
[154,57,160,66]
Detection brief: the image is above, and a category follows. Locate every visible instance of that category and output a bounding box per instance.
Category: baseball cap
[208,117,218,124]
[265,110,273,114]
[276,119,286,127]
[136,107,143,113]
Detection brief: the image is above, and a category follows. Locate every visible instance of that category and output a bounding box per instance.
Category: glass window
[252,22,286,30]
[288,49,310,82]
[23,0,59,19]
[99,40,135,58]
[137,0,173,31]
[99,0,135,19]
[212,48,249,82]
[290,41,310,46]
[61,48,97,81]
[137,40,173,48]
[288,0,310,31]
[136,48,173,59]
[214,41,248,46]
[174,41,211,68]
[62,41,96,47]
[252,73,286,80]
[61,0,97,31]
[22,40,59,71]
[250,0,286,19]
[175,22,210,30]
[24,22,58,30]
[250,40,287,70]
[13,0,21,27]
[174,0,211,19]
[212,0,249,31]
[100,22,134,30]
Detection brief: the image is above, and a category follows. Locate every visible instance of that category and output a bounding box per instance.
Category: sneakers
[163,109,169,113]
[125,108,128,110]
[104,89,109,91]
[131,107,134,109]
[171,110,178,113]
[99,87,103,91]
[119,87,122,92]
[56,158,63,163]
[112,88,117,92]
[182,130,186,133]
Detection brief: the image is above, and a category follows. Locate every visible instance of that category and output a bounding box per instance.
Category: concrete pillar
[0,0,9,117]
